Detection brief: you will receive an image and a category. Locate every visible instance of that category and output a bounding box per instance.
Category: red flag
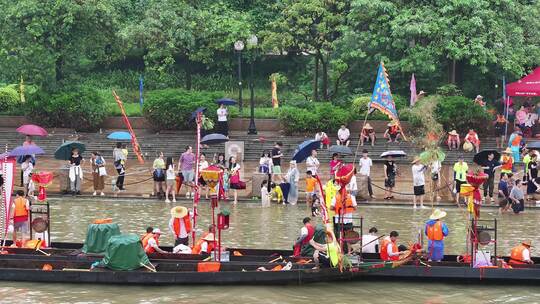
[112,91,144,164]
[410,73,417,107]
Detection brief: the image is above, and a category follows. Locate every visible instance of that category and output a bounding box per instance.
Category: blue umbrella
[215,98,237,106]
[54,141,86,160]
[190,107,207,122]
[292,140,321,163]
[107,131,132,141]
[201,133,229,145]
[9,144,45,156]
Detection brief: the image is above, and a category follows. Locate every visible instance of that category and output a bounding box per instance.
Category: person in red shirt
[447,130,460,150]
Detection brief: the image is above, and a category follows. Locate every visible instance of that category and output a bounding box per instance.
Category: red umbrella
[16,124,48,137]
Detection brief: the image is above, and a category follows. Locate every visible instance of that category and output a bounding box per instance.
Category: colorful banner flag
[139,75,144,110]
[112,91,145,164]
[369,62,399,121]
[1,158,16,239]
[271,77,279,108]
[410,73,417,107]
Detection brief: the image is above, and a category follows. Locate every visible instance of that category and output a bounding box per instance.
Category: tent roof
[506,67,540,97]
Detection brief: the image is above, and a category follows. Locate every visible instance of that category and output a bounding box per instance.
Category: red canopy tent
[506,67,540,97]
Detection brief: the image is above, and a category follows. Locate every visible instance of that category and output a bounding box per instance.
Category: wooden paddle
[140,263,157,273]
[268,255,283,263]
[361,235,386,249]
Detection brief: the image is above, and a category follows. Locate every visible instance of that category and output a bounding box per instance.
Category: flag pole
[503,76,509,142]
[353,108,371,164]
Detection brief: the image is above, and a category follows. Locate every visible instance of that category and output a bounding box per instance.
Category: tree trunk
[449,59,456,84]
[55,55,64,82]
[313,56,319,102]
[320,54,329,101]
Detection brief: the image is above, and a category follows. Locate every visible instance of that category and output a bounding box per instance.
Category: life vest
[192,233,215,255]
[293,224,315,256]
[380,238,399,261]
[144,237,159,254]
[511,135,522,147]
[13,197,28,218]
[426,221,444,241]
[510,245,528,264]
[334,193,355,215]
[501,155,513,172]
[327,241,340,267]
[141,233,153,249]
[173,216,192,238]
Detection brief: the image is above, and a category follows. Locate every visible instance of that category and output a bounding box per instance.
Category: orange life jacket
[510,245,528,264]
[334,193,355,215]
[380,239,399,261]
[426,221,444,241]
[192,233,215,255]
[13,197,28,218]
[141,233,153,248]
[144,237,159,254]
[501,155,513,171]
[511,135,522,147]
[173,216,192,238]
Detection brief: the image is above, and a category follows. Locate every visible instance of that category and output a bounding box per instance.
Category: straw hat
[170,206,188,218]
[411,157,421,164]
[448,130,458,136]
[522,240,533,247]
[152,228,162,234]
[387,121,396,127]
[202,233,216,241]
[503,147,512,154]
[364,123,373,130]
[429,209,447,220]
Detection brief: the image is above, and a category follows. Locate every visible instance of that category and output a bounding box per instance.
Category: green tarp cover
[81,223,121,254]
[101,234,150,271]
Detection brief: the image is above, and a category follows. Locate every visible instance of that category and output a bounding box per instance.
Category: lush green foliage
[435,96,492,136]
[0,85,20,112]
[25,87,108,131]
[278,103,355,135]
[142,89,223,130]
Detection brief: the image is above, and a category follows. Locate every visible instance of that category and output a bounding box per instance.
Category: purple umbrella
[9,144,45,156]
[16,124,48,137]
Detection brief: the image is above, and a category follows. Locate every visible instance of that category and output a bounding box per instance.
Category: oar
[361,235,386,249]
[62,268,91,272]
[140,262,157,273]
[268,255,283,263]
[36,248,51,257]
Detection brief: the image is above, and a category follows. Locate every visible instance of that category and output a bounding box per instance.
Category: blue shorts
[182,170,195,182]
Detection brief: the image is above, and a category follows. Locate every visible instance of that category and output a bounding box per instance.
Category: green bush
[435,95,491,136]
[142,89,224,130]
[278,103,355,135]
[25,87,108,131]
[0,85,20,113]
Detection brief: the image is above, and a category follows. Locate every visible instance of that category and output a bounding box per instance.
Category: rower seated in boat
[380,231,400,261]
[144,228,168,254]
[192,229,216,255]
[293,217,315,257]
[509,240,534,265]
[141,227,153,244]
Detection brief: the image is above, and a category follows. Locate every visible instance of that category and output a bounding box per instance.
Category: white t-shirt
[199,160,209,171]
[338,128,350,141]
[346,175,358,192]
[431,160,441,174]
[362,234,378,253]
[306,156,320,175]
[147,237,159,250]
[412,164,426,186]
[359,158,372,176]
[166,164,175,180]
[217,108,228,122]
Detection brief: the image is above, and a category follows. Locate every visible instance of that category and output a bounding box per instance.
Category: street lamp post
[247,35,258,135]
[234,40,245,113]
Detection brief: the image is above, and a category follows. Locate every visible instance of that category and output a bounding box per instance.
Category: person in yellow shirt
[453,155,468,203]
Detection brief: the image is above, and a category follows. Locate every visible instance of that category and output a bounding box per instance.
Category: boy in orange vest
[509,240,534,265]
[425,209,449,262]
[11,190,29,246]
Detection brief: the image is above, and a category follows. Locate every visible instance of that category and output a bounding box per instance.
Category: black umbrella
[380,150,407,158]
[190,107,207,122]
[201,133,229,145]
[215,98,237,106]
[473,150,501,165]
[329,145,353,155]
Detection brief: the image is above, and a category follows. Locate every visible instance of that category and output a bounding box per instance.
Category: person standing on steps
[359,149,374,199]
[179,146,196,199]
[453,155,468,204]
[165,157,177,203]
[152,152,166,198]
[90,152,106,196]
[69,148,84,196]
[482,152,501,204]
[306,150,320,176]
[113,142,127,191]
[384,156,397,200]
[271,142,283,181]
[411,157,427,209]
[217,103,229,137]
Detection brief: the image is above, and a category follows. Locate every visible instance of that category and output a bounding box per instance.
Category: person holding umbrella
[383,156,397,200]
[113,142,127,191]
[21,155,33,196]
[69,148,85,195]
[481,152,501,204]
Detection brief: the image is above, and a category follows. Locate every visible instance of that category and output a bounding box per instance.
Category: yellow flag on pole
[271,77,279,108]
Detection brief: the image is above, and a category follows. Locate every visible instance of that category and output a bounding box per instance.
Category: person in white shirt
[346,169,358,205]
[145,228,168,254]
[217,103,229,136]
[199,153,210,199]
[315,131,330,149]
[306,150,320,176]
[362,227,379,253]
[411,158,427,209]
[359,149,374,198]
[337,125,350,146]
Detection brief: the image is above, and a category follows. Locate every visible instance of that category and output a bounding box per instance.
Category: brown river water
[3,198,540,303]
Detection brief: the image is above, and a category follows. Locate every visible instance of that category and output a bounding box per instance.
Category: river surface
[5,198,540,303]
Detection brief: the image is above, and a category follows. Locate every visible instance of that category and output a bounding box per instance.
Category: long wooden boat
[2,241,540,284]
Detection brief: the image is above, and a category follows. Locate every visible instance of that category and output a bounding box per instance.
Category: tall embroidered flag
[410,73,417,107]
[112,91,144,164]
[271,77,279,108]
[369,62,399,121]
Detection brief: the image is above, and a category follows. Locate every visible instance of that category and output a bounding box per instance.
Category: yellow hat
[429,209,447,220]
[522,240,533,247]
[503,147,512,154]
[171,206,188,218]
[411,157,421,164]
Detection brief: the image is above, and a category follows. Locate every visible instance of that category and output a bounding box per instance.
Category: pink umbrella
[16,124,48,137]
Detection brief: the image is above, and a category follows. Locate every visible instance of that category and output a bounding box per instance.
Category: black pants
[367,177,373,196]
[175,237,189,246]
[217,121,228,136]
[116,167,125,190]
[483,175,495,197]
